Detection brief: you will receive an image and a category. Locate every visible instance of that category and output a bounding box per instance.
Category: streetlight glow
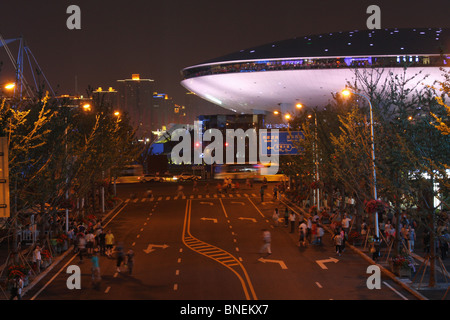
[114,111,121,117]
[4,83,15,90]
[341,89,351,97]
[296,103,303,109]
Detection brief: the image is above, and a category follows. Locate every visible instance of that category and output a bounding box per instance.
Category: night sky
[1,0,449,104]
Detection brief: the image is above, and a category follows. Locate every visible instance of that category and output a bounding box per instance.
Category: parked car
[173,172,201,182]
[140,174,161,182]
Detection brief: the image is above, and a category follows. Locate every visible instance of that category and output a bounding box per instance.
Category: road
[25,181,418,301]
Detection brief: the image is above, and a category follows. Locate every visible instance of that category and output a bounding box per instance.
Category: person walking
[32,245,42,273]
[284,207,289,228]
[193,180,199,192]
[126,249,135,275]
[85,230,95,257]
[298,221,307,247]
[105,230,115,258]
[289,211,296,233]
[116,243,125,272]
[306,217,312,244]
[9,276,24,300]
[272,208,280,227]
[176,184,185,198]
[340,228,346,252]
[333,231,343,256]
[311,222,318,244]
[259,229,272,257]
[407,226,416,252]
[317,224,324,246]
[98,229,106,255]
[341,214,351,238]
[91,251,101,290]
[371,237,381,262]
[77,233,86,263]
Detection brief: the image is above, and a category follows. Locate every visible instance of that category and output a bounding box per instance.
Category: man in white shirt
[298,222,307,247]
[85,231,95,256]
[259,229,272,257]
[341,214,352,236]
[33,245,42,273]
[289,212,296,233]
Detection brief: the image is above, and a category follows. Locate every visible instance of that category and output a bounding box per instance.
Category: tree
[1,85,142,261]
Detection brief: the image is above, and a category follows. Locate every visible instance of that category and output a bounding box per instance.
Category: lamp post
[342,89,379,238]
[306,111,320,211]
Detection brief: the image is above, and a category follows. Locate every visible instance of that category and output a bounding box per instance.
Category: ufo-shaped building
[181,28,450,114]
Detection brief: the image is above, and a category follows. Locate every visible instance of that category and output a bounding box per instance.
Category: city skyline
[1,1,449,106]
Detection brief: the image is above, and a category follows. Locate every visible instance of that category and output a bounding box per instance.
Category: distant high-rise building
[152,93,187,130]
[117,74,155,138]
[92,86,119,109]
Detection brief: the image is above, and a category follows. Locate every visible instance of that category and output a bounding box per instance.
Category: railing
[182,55,449,80]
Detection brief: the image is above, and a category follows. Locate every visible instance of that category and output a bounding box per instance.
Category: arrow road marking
[258,257,288,269]
[238,217,257,223]
[143,244,169,254]
[231,202,245,205]
[316,257,339,270]
[200,202,214,206]
[200,217,218,223]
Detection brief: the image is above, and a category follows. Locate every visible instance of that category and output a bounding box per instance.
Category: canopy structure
[181,28,450,114]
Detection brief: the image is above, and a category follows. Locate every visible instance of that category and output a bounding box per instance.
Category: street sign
[0,137,9,218]
[261,131,303,155]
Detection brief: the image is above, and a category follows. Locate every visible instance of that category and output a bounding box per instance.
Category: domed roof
[200,28,449,65]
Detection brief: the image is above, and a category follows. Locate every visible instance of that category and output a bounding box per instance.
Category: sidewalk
[281,196,450,300]
[0,200,125,300]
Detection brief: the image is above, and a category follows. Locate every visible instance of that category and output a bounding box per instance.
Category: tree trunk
[429,209,437,287]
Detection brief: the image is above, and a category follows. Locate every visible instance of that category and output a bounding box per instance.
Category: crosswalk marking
[124,193,261,202]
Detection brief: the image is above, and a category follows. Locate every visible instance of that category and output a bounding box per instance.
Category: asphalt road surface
[25,181,419,301]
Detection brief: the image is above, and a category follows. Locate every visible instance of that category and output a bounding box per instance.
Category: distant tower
[117,74,155,138]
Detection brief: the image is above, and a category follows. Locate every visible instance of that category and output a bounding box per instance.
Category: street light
[342,88,379,238]
[4,82,15,90]
[304,109,320,211]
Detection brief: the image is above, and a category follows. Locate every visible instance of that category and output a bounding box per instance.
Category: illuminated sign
[261,131,303,155]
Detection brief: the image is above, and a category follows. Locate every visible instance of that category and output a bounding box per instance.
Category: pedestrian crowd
[65,218,136,290]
